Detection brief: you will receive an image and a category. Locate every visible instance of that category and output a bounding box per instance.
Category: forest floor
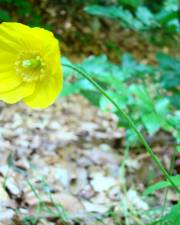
[0,2,179,225]
[0,96,178,225]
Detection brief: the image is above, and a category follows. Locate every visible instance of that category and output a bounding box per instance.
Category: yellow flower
[0,22,63,108]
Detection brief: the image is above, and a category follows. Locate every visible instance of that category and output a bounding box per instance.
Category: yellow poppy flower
[0,22,63,108]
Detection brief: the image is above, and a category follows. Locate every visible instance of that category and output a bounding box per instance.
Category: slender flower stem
[160,147,177,223]
[62,63,180,194]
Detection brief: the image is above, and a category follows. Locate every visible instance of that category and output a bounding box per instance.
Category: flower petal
[0,22,63,108]
[0,22,42,52]
[0,52,16,72]
[0,82,35,104]
[0,71,22,93]
[23,64,63,108]
[0,22,26,53]
[32,27,59,55]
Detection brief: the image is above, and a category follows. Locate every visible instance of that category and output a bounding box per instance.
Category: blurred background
[0,0,180,59]
[0,0,180,225]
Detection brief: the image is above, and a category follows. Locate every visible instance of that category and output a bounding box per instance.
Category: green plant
[156,52,180,108]
[62,54,180,149]
[0,0,43,26]
[84,0,180,43]
[149,202,180,225]
[62,62,180,225]
[62,61,180,191]
[144,175,180,195]
[0,8,11,21]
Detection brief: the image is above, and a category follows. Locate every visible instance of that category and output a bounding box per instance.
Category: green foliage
[0,8,11,21]
[159,202,180,225]
[150,202,180,225]
[0,0,43,26]
[62,54,180,147]
[84,5,144,30]
[84,0,180,41]
[144,175,180,195]
[118,0,143,9]
[156,53,180,108]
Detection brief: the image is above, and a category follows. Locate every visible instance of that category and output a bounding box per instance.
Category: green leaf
[81,90,101,107]
[136,6,156,27]
[155,98,170,116]
[129,84,154,112]
[84,5,122,19]
[84,5,142,30]
[144,175,180,195]
[81,55,124,83]
[0,9,11,21]
[118,0,142,9]
[158,202,180,225]
[76,79,96,91]
[125,129,139,146]
[62,57,75,79]
[157,52,180,70]
[100,91,127,112]
[142,113,161,135]
[61,82,80,97]
[163,203,180,225]
[168,112,180,129]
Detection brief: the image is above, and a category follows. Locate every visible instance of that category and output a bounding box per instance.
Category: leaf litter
[0,95,173,225]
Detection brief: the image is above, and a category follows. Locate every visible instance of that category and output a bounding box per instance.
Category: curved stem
[62,63,180,194]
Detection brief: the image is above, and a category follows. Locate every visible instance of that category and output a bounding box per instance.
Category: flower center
[22,58,41,69]
[15,52,46,82]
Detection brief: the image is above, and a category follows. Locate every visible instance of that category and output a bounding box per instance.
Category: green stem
[160,147,177,223]
[62,63,180,194]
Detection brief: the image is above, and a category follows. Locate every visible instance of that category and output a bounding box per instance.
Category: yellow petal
[32,27,59,55]
[0,52,16,72]
[0,22,41,52]
[24,64,63,108]
[0,22,63,108]
[0,71,22,93]
[0,22,31,44]
[0,22,26,53]
[0,81,35,104]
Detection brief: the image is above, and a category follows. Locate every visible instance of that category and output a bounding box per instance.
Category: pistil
[22,58,41,69]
